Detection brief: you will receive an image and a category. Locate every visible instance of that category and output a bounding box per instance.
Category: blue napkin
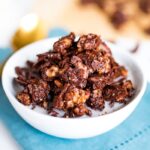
[0,28,150,150]
[0,47,12,64]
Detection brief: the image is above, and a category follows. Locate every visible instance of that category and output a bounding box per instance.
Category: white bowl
[2,38,146,139]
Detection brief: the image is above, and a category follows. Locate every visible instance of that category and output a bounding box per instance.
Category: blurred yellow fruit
[12,14,47,51]
[0,63,4,76]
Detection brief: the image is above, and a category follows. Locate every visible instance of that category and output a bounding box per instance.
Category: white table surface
[0,1,34,149]
[0,122,20,150]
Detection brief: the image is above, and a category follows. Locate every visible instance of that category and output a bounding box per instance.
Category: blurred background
[0,0,150,48]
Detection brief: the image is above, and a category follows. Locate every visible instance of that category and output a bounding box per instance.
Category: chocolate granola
[80,0,150,35]
[15,32,135,117]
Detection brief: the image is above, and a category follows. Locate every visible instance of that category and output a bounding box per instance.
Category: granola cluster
[15,32,135,117]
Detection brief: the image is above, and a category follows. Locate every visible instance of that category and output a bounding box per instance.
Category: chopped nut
[45,66,59,78]
[65,88,90,105]
[17,92,31,105]
[54,80,63,88]
[73,104,90,116]
[53,84,90,110]
[43,101,48,109]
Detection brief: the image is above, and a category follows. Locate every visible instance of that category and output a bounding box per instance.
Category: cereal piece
[77,34,101,51]
[88,75,111,90]
[98,41,112,56]
[37,52,61,62]
[87,89,105,110]
[123,80,135,97]
[15,76,28,85]
[60,67,88,88]
[110,65,128,82]
[52,84,70,109]
[103,80,134,103]
[15,65,40,85]
[17,92,31,105]
[60,56,89,88]
[53,32,75,55]
[78,50,111,74]
[15,67,26,77]
[92,57,110,75]
[27,79,50,103]
[53,84,90,110]
[103,85,128,103]
[71,56,89,78]
[49,109,59,117]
